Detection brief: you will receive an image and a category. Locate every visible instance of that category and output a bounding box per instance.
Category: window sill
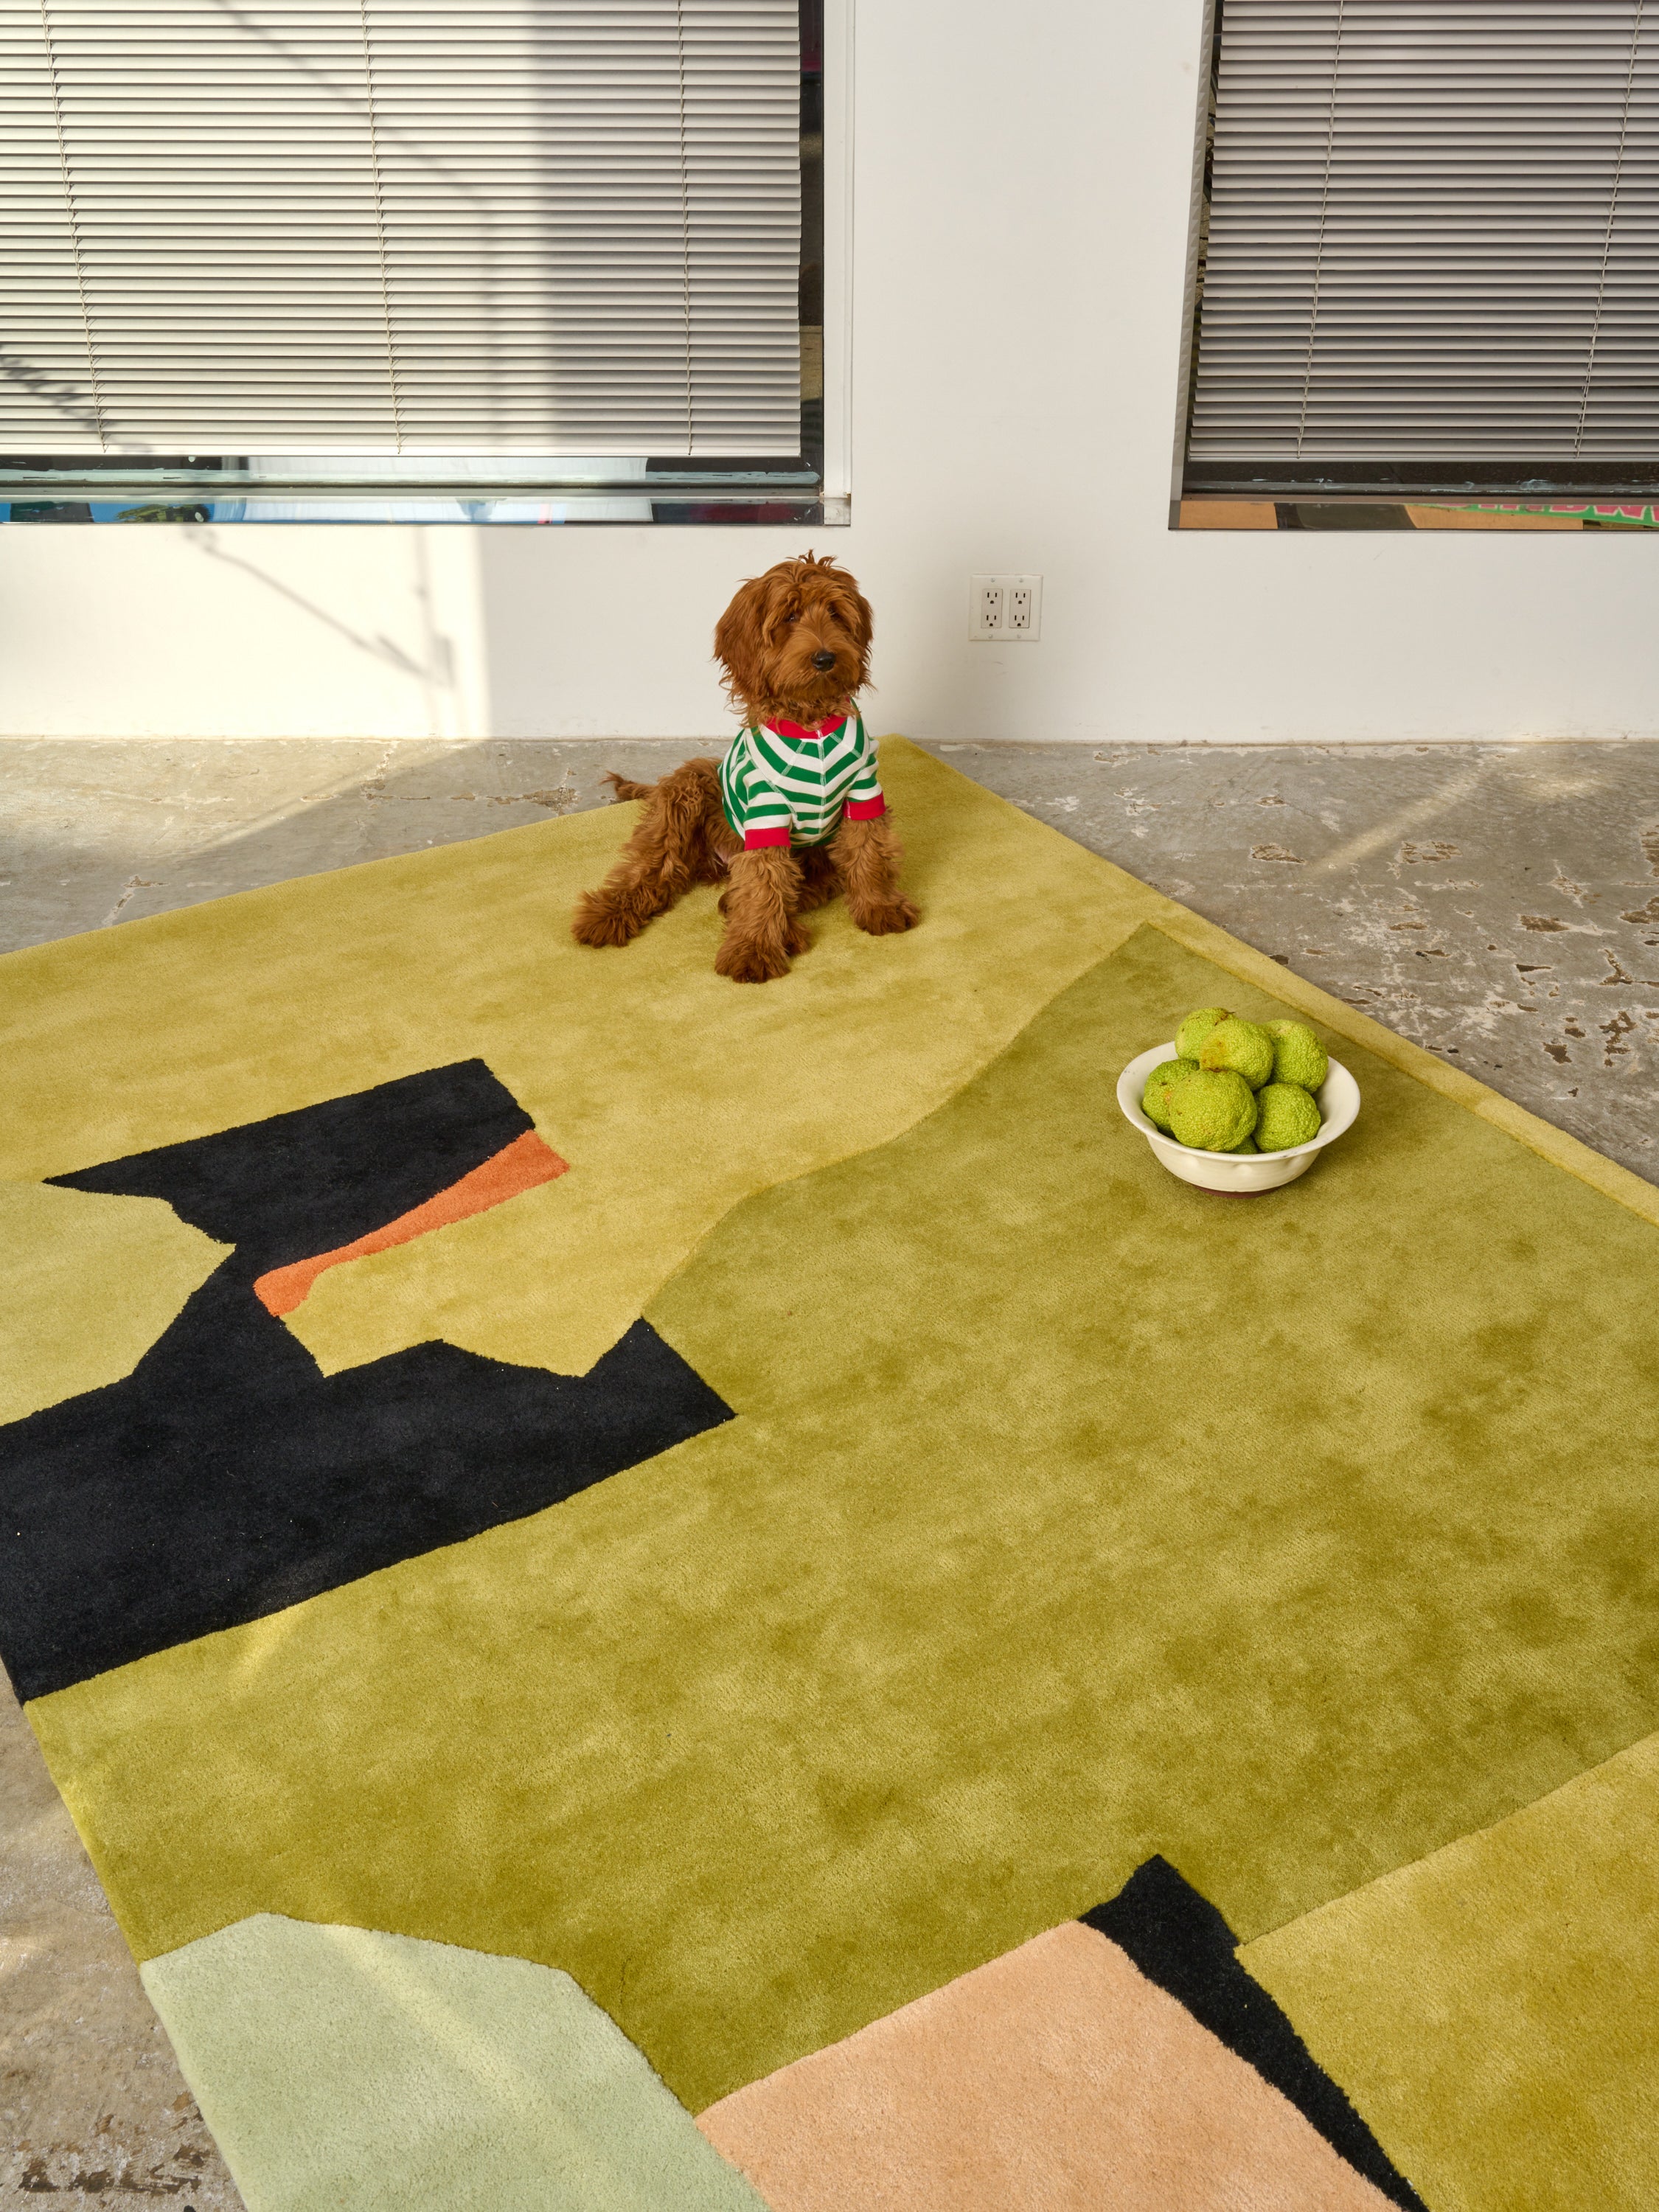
[0,457,846,527]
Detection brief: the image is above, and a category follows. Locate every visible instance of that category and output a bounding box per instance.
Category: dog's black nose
[812,650,837,672]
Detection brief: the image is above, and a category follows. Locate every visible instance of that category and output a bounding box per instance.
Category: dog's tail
[602,771,659,803]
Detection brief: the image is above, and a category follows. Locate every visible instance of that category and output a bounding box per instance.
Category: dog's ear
[714,572,771,712]
[834,571,874,660]
[811,563,873,687]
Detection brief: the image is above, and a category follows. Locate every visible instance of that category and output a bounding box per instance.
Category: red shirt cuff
[743,825,792,849]
[844,795,886,821]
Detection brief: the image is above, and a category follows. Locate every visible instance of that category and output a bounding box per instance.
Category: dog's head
[714,553,873,727]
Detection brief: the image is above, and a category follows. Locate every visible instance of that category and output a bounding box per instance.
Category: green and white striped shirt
[718,712,886,849]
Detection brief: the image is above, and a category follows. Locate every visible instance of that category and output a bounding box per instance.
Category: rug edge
[1144,910,1659,1229]
[896,740,1658,1231]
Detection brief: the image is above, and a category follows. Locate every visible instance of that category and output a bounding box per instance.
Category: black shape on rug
[1085,1857,1428,2211]
[54,1058,538,1267]
[0,1062,732,1703]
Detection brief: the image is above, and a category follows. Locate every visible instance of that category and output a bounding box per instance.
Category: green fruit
[1223,1133,1259,1153]
[1175,1006,1230,1060]
[1254,1081,1322,1152]
[1265,1018,1329,1092]
[1198,1016,1276,1090]
[1166,1068,1258,1152]
[1141,1056,1197,1132]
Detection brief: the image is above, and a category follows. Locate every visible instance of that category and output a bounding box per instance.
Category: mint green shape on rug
[141,1916,766,2212]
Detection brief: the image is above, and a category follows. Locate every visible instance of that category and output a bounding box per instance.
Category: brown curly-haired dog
[571,554,918,982]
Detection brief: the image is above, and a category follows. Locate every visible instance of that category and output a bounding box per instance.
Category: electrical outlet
[974,577,1004,637]
[970,573,1042,641]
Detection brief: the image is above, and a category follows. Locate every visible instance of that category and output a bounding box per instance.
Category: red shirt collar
[764,712,849,742]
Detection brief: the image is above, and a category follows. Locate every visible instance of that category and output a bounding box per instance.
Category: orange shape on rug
[697,1921,1394,2211]
[254,1130,567,1318]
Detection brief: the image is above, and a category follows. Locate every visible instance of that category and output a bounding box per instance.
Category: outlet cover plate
[970,573,1042,641]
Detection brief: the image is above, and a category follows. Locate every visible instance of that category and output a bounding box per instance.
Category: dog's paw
[571,897,642,948]
[852,897,920,937]
[716,936,794,984]
[783,917,813,956]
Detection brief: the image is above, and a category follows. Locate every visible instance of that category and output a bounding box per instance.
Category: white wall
[4,0,1658,745]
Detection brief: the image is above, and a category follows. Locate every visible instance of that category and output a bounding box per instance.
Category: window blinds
[1,1,802,457]
[1188,1,1659,462]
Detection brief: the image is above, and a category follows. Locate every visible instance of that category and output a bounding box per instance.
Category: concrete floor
[0,1691,232,2204]
[1,731,1657,2204]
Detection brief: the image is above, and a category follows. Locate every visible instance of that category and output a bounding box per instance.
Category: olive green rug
[1,741,1655,2211]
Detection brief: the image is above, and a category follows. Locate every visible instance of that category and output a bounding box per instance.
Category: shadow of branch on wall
[182,526,435,680]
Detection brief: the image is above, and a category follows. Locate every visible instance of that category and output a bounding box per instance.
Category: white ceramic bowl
[1116,1041,1361,1194]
